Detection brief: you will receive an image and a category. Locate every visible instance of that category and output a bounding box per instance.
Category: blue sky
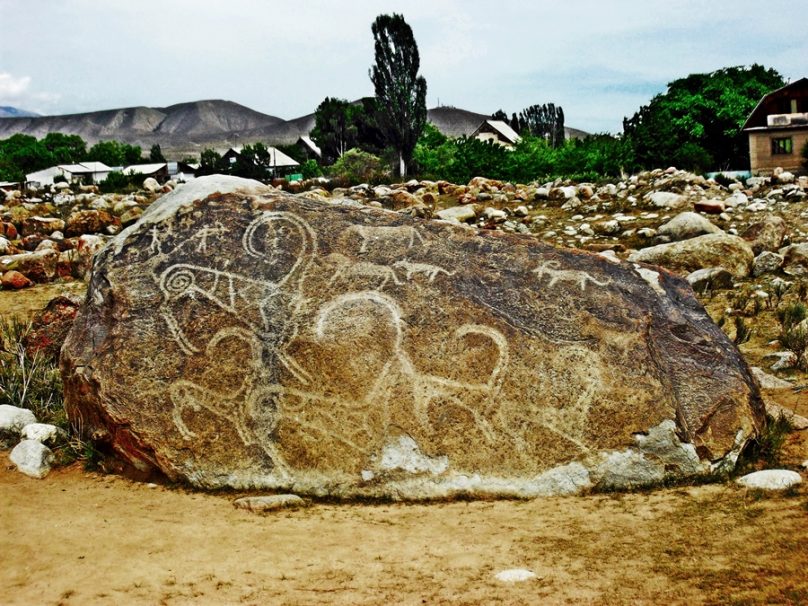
[0,0,804,133]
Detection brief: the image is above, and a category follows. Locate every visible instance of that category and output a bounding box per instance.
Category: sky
[0,0,805,134]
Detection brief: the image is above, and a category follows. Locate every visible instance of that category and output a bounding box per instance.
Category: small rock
[752,251,784,277]
[9,440,54,479]
[647,191,686,209]
[1,270,33,289]
[495,569,537,583]
[657,212,721,241]
[750,367,792,390]
[143,177,160,193]
[694,199,725,214]
[232,494,307,512]
[736,470,801,491]
[686,267,733,292]
[20,423,67,447]
[436,206,476,223]
[0,405,37,438]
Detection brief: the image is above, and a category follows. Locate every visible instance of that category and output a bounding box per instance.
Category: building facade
[743,78,808,174]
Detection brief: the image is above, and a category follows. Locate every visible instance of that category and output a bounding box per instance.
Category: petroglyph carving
[314,291,508,442]
[327,254,403,290]
[193,221,228,252]
[345,224,426,254]
[169,327,291,479]
[533,260,610,291]
[393,259,455,283]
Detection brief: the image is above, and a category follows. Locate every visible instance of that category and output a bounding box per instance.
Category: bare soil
[2,283,807,605]
[1,464,807,606]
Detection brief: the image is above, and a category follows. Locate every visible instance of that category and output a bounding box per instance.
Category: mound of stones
[1,404,65,479]
[61,175,765,499]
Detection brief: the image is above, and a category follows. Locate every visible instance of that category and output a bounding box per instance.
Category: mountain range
[0,100,588,158]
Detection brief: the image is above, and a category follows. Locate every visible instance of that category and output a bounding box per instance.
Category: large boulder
[61,176,765,499]
[628,233,754,278]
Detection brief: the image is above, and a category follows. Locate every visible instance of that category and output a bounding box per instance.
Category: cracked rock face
[61,176,765,499]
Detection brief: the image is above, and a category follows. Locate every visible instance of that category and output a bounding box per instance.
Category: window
[771,137,793,155]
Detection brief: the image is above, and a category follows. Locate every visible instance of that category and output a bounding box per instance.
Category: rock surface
[61,176,765,499]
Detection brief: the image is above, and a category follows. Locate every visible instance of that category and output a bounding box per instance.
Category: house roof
[472,120,522,145]
[298,136,322,157]
[742,77,808,131]
[124,163,168,175]
[79,161,112,172]
[25,166,62,181]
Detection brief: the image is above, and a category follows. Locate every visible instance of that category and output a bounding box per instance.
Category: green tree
[517,104,565,148]
[41,133,86,164]
[198,148,226,176]
[369,13,427,177]
[86,140,142,167]
[310,97,360,164]
[0,134,54,177]
[623,64,785,171]
[149,144,166,163]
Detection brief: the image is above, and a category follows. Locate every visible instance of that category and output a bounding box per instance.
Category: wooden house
[471,120,522,149]
[743,78,808,174]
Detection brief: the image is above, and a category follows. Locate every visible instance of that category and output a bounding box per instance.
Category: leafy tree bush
[311,97,360,164]
[300,159,323,179]
[41,133,86,164]
[86,140,142,167]
[623,64,784,171]
[99,170,137,193]
[149,144,166,163]
[198,148,227,176]
[329,149,389,184]
[369,13,427,177]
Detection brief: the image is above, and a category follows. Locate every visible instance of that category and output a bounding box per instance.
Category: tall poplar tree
[369,13,427,177]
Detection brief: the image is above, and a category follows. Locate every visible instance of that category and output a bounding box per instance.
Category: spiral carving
[161,267,195,297]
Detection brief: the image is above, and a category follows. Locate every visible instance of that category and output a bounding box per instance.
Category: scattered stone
[657,212,721,241]
[628,233,754,278]
[750,367,792,390]
[736,470,801,491]
[22,294,82,361]
[1,269,33,289]
[143,177,160,193]
[694,199,725,214]
[0,405,37,442]
[9,440,54,479]
[752,251,784,277]
[232,495,307,512]
[20,423,68,446]
[495,569,537,583]
[435,205,476,223]
[686,267,734,292]
[781,243,808,276]
[647,191,686,209]
[765,403,808,431]
[741,216,787,254]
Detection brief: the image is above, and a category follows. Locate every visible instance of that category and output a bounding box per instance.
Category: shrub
[329,149,390,184]
[0,316,64,426]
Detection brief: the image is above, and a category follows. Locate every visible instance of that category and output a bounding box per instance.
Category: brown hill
[0,100,589,157]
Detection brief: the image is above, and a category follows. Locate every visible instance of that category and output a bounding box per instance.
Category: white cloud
[0,72,31,98]
[0,72,60,112]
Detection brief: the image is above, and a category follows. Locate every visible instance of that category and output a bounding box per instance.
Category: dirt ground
[2,283,808,605]
[1,464,807,606]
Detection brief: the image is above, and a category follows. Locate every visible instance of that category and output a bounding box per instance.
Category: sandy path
[1,464,806,605]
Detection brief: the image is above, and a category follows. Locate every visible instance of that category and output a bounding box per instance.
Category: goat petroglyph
[532,260,611,291]
[393,259,455,283]
[345,224,427,254]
